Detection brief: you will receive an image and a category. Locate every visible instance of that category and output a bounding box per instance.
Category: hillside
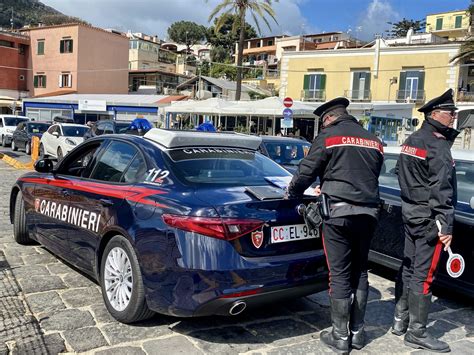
[0,0,86,29]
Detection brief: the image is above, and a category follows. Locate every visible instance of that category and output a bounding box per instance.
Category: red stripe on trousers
[423,240,443,295]
[321,230,332,295]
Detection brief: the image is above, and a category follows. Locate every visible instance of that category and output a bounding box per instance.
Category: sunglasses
[437,110,457,117]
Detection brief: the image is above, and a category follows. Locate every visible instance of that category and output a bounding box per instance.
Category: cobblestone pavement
[0,159,473,354]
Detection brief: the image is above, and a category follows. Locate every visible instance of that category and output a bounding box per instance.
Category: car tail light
[162,214,264,241]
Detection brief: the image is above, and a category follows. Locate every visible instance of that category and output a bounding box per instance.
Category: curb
[0,136,40,170]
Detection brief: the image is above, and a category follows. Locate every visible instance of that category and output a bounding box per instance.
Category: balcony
[301,89,326,102]
[344,90,371,102]
[396,90,425,103]
[457,90,474,102]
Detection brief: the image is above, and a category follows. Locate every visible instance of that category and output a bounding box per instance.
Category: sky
[40,0,471,41]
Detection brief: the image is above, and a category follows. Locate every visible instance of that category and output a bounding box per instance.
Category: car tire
[13,191,33,245]
[11,140,17,151]
[1,135,6,147]
[57,147,63,161]
[25,141,31,155]
[100,235,154,323]
[39,144,45,158]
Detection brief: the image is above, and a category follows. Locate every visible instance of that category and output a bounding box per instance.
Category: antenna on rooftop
[10,7,14,30]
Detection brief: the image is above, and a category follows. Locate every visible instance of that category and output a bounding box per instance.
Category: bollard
[31,136,40,162]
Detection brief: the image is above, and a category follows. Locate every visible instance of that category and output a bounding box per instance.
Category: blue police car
[10,129,328,323]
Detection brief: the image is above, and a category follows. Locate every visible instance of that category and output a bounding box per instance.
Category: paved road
[0,159,472,354]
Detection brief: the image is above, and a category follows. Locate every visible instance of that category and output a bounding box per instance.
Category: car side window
[59,143,102,178]
[455,161,474,205]
[90,141,137,182]
[379,154,400,189]
[47,125,57,134]
[104,123,114,134]
[121,153,147,184]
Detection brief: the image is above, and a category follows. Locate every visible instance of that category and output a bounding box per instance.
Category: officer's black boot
[320,297,351,354]
[392,283,409,336]
[350,289,368,350]
[404,292,450,353]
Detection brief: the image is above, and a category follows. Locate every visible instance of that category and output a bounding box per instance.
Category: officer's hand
[314,185,321,196]
[439,234,452,251]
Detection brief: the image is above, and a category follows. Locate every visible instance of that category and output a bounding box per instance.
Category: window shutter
[68,74,72,87]
[351,72,359,91]
[455,16,462,28]
[69,40,73,53]
[417,71,425,100]
[33,76,38,88]
[365,72,371,91]
[60,40,64,53]
[398,72,407,100]
[43,76,46,88]
[58,75,63,88]
[303,75,310,90]
[320,74,326,90]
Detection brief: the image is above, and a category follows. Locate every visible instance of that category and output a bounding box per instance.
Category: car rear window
[27,123,49,134]
[62,126,88,137]
[4,117,28,126]
[264,141,310,166]
[163,147,291,186]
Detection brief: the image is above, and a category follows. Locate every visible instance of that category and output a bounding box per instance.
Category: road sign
[283,97,293,108]
[283,108,293,118]
[281,118,293,128]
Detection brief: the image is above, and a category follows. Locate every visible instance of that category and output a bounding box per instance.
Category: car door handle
[61,189,70,197]
[99,198,114,207]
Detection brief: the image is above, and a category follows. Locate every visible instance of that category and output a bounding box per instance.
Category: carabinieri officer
[288,97,384,354]
[392,89,460,353]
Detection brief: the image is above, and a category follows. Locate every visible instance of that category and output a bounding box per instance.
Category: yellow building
[280,41,461,143]
[426,10,470,41]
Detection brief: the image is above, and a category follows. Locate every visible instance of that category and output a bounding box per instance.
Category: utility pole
[10,8,14,30]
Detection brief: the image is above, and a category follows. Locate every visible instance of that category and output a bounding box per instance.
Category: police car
[370,146,474,298]
[10,129,328,323]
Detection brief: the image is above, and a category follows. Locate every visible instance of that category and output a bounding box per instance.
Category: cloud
[356,0,400,41]
[40,0,314,40]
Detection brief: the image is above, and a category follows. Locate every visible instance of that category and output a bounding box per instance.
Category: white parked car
[0,115,30,147]
[40,123,89,160]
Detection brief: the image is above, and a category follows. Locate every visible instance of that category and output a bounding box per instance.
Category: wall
[25,26,79,96]
[0,33,29,93]
[77,26,128,94]
[281,43,460,120]
[426,10,470,40]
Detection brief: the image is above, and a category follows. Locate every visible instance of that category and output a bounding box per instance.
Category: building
[20,23,129,97]
[241,32,360,93]
[280,40,461,144]
[0,30,29,113]
[426,9,470,41]
[129,69,190,94]
[177,75,271,101]
[22,93,187,124]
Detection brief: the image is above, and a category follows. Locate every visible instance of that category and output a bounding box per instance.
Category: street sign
[283,108,293,118]
[281,118,293,128]
[283,97,293,108]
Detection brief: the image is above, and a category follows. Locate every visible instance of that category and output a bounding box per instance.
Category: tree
[206,13,257,61]
[208,0,278,101]
[210,61,237,81]
[386,18,426,38]
[451,4,474,63]
[167,21,207,53]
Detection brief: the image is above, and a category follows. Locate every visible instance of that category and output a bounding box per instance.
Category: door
[42,125,58,156]
[65,140,142,272]
[406,77,419,100]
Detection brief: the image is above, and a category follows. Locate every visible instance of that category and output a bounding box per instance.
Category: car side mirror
[470,196,474,210]
[52,131,59,138]
[34,158,54,173]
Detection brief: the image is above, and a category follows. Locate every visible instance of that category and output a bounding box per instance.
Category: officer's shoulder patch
[432,132,446,140]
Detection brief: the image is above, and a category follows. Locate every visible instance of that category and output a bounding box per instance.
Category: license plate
[270,224,317,244]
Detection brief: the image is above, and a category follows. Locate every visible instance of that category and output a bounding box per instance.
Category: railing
[396,90,426,103]
[301,89,326,102]
[457,90,474,102]
[344,90,371,102]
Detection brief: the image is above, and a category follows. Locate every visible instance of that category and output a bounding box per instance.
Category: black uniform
[392,89,459,353]
[396,118,459,295]
[288,113,384,299]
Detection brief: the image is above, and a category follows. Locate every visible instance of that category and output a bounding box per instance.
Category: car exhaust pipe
[229,301,247,316]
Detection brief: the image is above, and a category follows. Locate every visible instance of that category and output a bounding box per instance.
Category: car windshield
[163,147,291,187]
[62,126,88,137]
[27,123,49,134]
[264,141,311,166]
[116,123,131,133]
[5,117,28,126]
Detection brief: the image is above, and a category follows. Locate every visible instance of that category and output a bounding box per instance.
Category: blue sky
[42,0,471,41]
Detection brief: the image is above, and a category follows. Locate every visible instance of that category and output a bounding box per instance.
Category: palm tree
[450,3,474,63]
[208,0,278,100]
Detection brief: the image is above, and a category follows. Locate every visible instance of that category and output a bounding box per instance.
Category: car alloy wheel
[1,135,5,147]
[57,147,63,161]
[39,144,44,158]
[25,141,31,155]
[104,246,133,312]
[11,140,17,151]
